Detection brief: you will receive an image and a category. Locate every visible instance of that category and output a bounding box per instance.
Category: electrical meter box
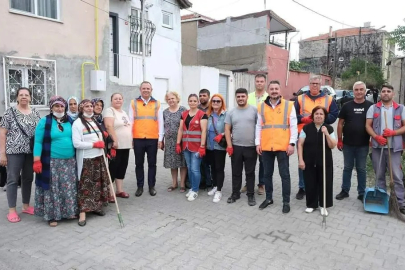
[90,70,106,91]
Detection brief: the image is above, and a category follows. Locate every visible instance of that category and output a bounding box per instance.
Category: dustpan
[364,147,390,214]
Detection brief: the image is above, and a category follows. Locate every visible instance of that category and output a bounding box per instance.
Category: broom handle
[323,132,326,213]
[384,111,395,186]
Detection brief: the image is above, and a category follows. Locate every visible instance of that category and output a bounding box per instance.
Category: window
[162,11,173,29]
[130,8,156,56]
[10,0,60,20]
[3,56,57,108]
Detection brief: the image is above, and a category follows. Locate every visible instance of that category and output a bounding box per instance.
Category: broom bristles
[388,181,405,222]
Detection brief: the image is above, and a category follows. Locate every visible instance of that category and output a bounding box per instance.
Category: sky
[181,0,405,60]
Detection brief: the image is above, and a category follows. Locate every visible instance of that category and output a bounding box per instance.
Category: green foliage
[289,60,307,71]
[341,58,385,89]
[389,25,405,52]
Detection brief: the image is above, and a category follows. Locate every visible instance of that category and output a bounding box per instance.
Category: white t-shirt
[103,107,132,149]
[82,121,104,159]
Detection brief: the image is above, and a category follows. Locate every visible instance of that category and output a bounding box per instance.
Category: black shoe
[336,190,349,200]
[296,188,305,200]
[248,195,256,206]
[357,194,364,201]
[185,181,191,189]
[149,187,157,196]
[135,187,143,197]
[92,210,106,216]
[400,207,405,215]
[282,203,290,214]
[259,199,273,210]
[78,220,86,226]
[227,194,240,204]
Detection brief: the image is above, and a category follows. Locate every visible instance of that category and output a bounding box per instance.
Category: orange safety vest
[181,110,205,152]
[297,94,332,133]
[131,98,160,139]
[258,99,293,151]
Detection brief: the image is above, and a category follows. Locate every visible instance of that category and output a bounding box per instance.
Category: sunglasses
[57,122,64,132]
[212,100,222,103]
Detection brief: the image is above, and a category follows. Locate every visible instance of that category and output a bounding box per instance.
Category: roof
[176,0,192,9]
[302,27,387,42]
[181,13,215,22]
[198,10,296,33]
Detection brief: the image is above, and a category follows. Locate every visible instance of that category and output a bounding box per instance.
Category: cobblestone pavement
[1,147,405,270]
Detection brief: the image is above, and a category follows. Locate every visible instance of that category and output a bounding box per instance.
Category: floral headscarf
[49,96,67,111]
[67,96,80,121]
[91,98,104,124]
[79,99,92,113]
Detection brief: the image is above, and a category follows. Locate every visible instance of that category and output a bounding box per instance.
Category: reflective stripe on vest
[133,99,158,120]
[184,131,202,135]
[182,138,202,142]
[301,94,329,116]
[261,101,290,130]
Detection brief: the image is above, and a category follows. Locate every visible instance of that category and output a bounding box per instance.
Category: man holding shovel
[365,84,405,214]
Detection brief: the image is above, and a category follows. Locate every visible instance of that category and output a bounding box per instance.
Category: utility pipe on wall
[285,31,300,87]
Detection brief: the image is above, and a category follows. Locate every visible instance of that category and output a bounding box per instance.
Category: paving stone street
[1,145,405,270]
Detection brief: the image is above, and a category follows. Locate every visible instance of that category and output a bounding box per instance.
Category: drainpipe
[285,31,300,87]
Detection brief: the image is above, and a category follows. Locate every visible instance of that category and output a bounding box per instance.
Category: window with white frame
[3,56,57,108]
[10,0,60,20]
[162,11,173,29]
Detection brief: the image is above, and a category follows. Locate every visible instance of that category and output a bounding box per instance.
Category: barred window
[130,8,156,56]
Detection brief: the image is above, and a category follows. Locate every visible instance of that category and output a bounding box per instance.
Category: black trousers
[206,149,226,191]
[109,149,130,181]
[231,145,257,196]
[303,164,333,208]
[133,139,158,188]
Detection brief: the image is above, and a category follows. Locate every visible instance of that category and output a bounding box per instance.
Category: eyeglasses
[57,122,64,132]
[212,100,222,103]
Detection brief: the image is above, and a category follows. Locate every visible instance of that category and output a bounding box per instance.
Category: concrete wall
[182,66,235,109]
[388,57,405,104]
[181,21,198,66]
[267,44,289,90]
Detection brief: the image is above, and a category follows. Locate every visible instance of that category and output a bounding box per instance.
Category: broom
[384,111,405,222]
[321,132,327,228]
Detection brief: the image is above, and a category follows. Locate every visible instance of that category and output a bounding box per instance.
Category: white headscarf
[67,96,80,121]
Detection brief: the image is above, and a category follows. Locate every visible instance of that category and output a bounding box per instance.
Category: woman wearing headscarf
[0,87,41,223]
[33,96,77,227]
[72,99,110,226]
[91,98,104,125]
[67,96,80,121]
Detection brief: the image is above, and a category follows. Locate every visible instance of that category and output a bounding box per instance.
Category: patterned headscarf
[49,96,67,111]
[91,98,104,124]
[67,96,80,121]
[79,99,92,113]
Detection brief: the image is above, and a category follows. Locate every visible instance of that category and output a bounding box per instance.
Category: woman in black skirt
[298,106,337,216]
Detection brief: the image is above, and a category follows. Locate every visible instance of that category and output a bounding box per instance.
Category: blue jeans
[262,151,291,203]
[342,145,368,195]
[184,149,202,192]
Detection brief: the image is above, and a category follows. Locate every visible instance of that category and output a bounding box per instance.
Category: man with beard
[255,81,297,213]
[225,88,258,206]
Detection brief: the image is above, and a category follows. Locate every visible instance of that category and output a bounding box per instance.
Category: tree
[341,58,385,89]
[289,60,307,71]
[389,25,405,52]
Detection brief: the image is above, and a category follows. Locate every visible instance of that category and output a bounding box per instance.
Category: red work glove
[110,148,116,158]
[383,129,397,137]
[226,146,233,156]
[198,147,206,158]
[93,141,105,148]
[33,160,42,174]
[214,134,224,143]
[175,144,182,154]
[301,116,313,124]
[337,139,343,151]
[103,131,109,138]
[374,135,387,146]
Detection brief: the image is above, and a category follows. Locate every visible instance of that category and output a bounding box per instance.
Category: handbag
[10,107,34,151]
[211,117,227,148]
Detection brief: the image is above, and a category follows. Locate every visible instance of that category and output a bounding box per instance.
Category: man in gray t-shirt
[225,88,258,206]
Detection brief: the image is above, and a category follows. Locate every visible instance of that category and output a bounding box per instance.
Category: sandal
[167,186,178,192]
[48,220,58,227]
[78,219,86,226]
[116,192,130,198]
[7,212,21,223]
[179,187,186,193]
[22,206,34,215]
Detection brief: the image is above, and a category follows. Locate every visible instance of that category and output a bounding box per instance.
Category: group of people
[1,75,404,227]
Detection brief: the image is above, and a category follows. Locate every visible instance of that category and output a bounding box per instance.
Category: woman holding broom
[298,106,336,216]
[72,99,110,227]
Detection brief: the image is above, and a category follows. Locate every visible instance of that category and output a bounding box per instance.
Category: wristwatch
[289,143,295,146]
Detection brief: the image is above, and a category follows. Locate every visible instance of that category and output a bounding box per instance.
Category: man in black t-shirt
[336,81,373,201]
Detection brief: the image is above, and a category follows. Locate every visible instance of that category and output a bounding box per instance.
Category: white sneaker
[188,191,198,201]
[208,186,217,196]
[213,191,222,203]
[305,208,315,213]
[186,189,193,198]
[320,207,329,216]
